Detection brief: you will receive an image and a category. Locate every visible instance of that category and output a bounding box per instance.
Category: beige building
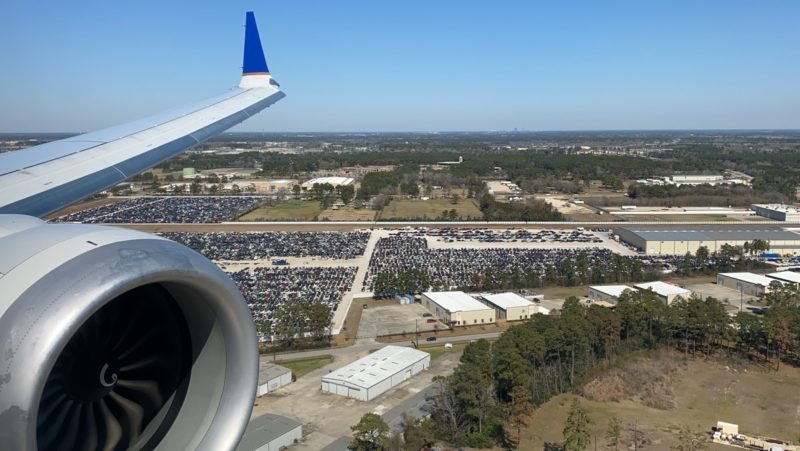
[251,179,295,193]
[717,272,780,297]
[614,226,800,256]
[587,285,633,304]
[479,292,537,321]
[633,281,691,305]
[421,292,495,326]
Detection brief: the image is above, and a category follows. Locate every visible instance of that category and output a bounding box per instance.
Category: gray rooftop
[236,413,302,451]
[258,363,291,385]
[616,226,800,242]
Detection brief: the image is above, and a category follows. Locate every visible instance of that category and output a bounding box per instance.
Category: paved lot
[358,304,447,338]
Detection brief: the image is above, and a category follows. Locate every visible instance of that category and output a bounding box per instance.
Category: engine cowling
[0,215,258,450]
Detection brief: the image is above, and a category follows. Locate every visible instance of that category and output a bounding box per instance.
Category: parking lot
[358,304,447,338]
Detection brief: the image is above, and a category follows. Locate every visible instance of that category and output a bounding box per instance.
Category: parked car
[426,337,437,342]
[422,313,433,317]
[426,319,437,323]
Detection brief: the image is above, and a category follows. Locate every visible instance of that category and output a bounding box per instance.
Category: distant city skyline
[1,0,798,132]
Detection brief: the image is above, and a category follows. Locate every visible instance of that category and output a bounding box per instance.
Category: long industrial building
[422,291,496,326]
[321,345,430,401]
[614,226,800,256]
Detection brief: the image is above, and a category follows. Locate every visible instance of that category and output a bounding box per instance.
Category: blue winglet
[243,11,270,75]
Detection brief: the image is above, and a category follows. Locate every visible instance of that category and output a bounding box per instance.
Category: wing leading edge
[0,11,285,218]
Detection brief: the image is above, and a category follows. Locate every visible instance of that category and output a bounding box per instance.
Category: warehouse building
[479,292,537,321]
[587,285,634,304]
[751,204,800,222]
[634,281,691,305]
[718,272,782,296]
[614,226,800,256]
[422,291,496,326]
[767,271,800,286]
[236,413,302,451]
[256,363,292,397]
[301,176,354,190]
[321,346,430,401]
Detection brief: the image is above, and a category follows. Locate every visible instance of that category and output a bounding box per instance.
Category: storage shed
[256,363,292,397]
[321,346,430,402]
[236,414,303,451]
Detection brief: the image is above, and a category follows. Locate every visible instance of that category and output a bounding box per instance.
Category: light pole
[415,319,419,348]
[740,287,744,313]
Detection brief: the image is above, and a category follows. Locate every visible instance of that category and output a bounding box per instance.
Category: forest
[422,283,800,449]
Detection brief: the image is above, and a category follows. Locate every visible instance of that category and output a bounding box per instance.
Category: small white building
[236,414,303,451]
[587,285,634,304]
[480,292,537,321]
[256,363,292,397]
[718,272,781,296]
[767,271,800,286]
[634,281,691,305]
[422,291,496,326]
[321,346,430,401]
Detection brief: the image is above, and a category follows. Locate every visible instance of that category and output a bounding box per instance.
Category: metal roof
[634,281,690,297]
[616,226,800,242]
[322,345,430,390]
[258,363,291,385]
[768,271,800,284]
[481,292,534,309]
[589,285,634,297]
[720,272,780,287]
[423,291,494,312]
[236,413,302,451]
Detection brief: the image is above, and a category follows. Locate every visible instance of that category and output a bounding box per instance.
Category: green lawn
[238,200,322,221]
[275,355,334,378]
[379,198,483,220]
[418,342,468,360]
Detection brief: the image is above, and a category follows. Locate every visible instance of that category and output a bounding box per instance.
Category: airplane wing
[0,11,285,218]
[0,12,283,451]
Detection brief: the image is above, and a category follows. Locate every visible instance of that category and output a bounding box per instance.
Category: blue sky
[1,1,798,132]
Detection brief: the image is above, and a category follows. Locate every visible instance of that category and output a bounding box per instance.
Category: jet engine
[0,215,258,450]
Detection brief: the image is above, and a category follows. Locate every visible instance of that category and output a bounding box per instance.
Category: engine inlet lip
[0,237,258,450]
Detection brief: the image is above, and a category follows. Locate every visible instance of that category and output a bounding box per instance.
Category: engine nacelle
[0,215,258,450]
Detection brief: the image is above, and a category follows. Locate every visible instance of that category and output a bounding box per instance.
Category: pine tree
[562,399,591,451]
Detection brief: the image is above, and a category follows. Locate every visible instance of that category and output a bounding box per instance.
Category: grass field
[520,352,800,450]
[318,205,378,221]
[275,355,334,378]
[379,198,483,220]
[238,200,322,221]
[418,342,468,360]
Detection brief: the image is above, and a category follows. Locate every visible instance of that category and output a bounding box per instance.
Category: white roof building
[321,345,430,401]
[481,292,534,310]
[718,272,782,296]
[423,291,491,312]
[634,281,691,304]
[589,285,633,298]
[301,176,354,189]
[767,271,800,285]
[718,272,776,287]
[480,292,537,321]
[421,291,496,326]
